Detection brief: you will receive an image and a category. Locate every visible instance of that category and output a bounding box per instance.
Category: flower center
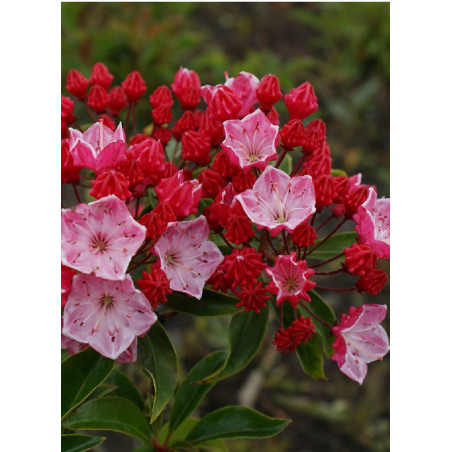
[249,154,258,162]
[283,278,298,291]
[101,295,114,306]
[92,240,108,253]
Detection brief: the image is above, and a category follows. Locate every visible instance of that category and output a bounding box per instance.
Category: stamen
[99,118,104,150]
[272,183,285,222]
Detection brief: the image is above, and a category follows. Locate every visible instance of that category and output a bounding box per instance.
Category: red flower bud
[66,69,88,100]
[208,86,242,122]
[212,150,241,178]
[172,110,199,140]
[257,74,283,110]
[61,139,81,183]
[344,185,370,218]
[314,174,336,211]
[224,202,255,245]
[292,220,317,248]
[265,107,280,125]
[133,139,165,184]
[181,131,211,165]
[152,105,172,126]
[333,176,351,203]
[87,85,109,113]
[89,62,114,90]
[235,282,270,313]
[108,86,128,116]
[356,268,388,295]
[279,119,305,150]
[151,126,172,146]
[284,81,318,121]
[344,243,377,276]
[301,119,326,154]
[122,71,147,103]
[171,67,201,109]
[61,95,75,125]
[198,169,226,199]
[116,159,145,191]
[139,202,176,241]
[301,141,332,179]
[90,170,132,201]
[137,265,172,309]
[198,111,225,146]
[149,85,174,108]
[232,170,257,193]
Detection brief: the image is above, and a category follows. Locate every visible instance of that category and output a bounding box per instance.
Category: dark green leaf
[87,384,117,401]
[201,307,269,383]
[139,321,178,423]
[300,291,336,356]
[61,347,115,420]
[106,368,145,409]
[158,418,199,447]
[308,231,358,260]
[170,351,228,431]
[185,406,290,444]
[166,289,240,317]
[62,396,151,443]
[61,433,105,452]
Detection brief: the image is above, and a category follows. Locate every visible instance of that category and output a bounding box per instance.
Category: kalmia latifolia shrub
[61,65,390,450]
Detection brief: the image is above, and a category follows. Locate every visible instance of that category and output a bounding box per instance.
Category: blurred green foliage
[62,2,389,195]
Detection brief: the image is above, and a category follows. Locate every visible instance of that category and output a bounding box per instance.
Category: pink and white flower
[62,273,157,360]
[265,252,316,307]
[353,188,390,260]
[237,166,316,236]
[331,304,389,384]
[152,215,224,299]
[224,71,259,118]
[221,109,279,171]
[61,195,146,280]
[69,121,127,173]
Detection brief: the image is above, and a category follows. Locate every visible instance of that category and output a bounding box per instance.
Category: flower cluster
[62,64,389,383]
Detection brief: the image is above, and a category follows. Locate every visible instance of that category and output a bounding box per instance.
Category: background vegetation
[62,3,390,451]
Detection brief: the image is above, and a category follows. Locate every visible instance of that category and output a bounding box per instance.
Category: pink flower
[224,71,259,117]
[154,170,202,219]
[62,273,157,360]
[353,188,390,260]
[61,195,146,281]
[237,166,316,236]
[265,252,316,307]
[68,121,127,173]
[331,304,389,384]
[221,109,279,171]
[152,215,224,299]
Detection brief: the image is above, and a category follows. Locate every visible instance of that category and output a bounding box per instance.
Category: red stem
[315,285,355,292]
[299,300,333,329]
[220,232,234,250]
[290,154,305,176]
[72,183,82,204]
[305,218,347,257]
[314,268,343,276]
[315,213,335,232]
[309,252,345,269]
[275,147,289,169]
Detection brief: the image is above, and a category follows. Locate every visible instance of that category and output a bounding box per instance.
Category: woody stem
[275,147,289,169]
[315,285,355,292]
[309,252,345,269]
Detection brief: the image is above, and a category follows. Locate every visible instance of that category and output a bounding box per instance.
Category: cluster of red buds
[61,64,389,384]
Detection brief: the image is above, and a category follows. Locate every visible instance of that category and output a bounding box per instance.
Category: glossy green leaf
[106,368,145,409]
[61,433,105,452]
[300,291,336,356]
[62,396,151,443]
[308,231,358,260]
[61,347,115,420]
[139,321,178,423]
[201,306,269,383]
[170,351,228,431]
[165,289,240,317]
[185,406,291,444]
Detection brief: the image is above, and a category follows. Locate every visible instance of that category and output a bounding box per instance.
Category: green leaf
[139,321,178,423]
[62,396,151,443]
[331,168,348,177]
[165,289,240,317]
[308,231,358,260]
[201,306,269,383]
[170,351,228,431]
[61,347,115,420]
[61,433,105,452]
[296,335,326,380]
[185,406,291,444]
[106,368,145,409]
[300,291,336,356]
